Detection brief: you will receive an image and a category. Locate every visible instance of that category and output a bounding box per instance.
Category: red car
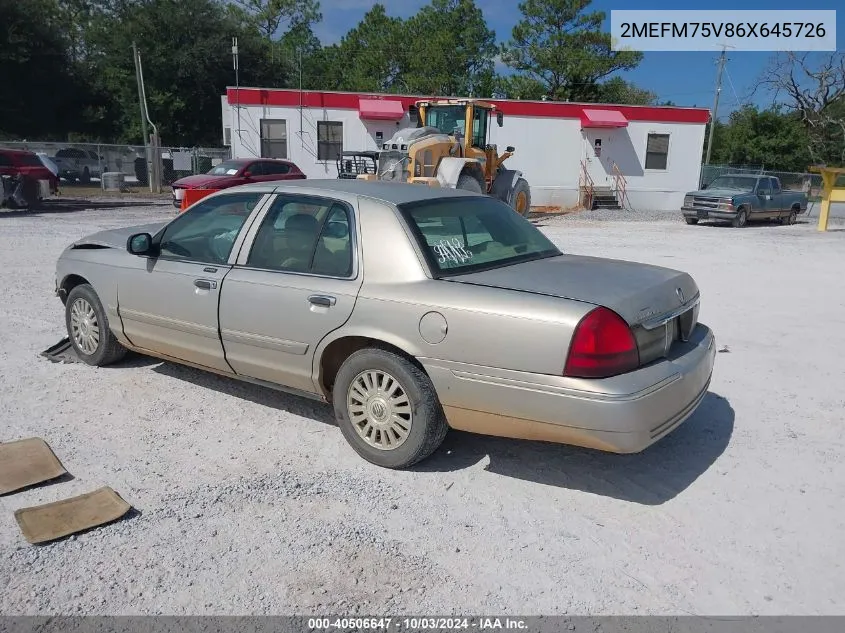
[170,158,306,208]
[0,148,60,199]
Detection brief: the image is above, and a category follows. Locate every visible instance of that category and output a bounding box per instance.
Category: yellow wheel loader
[358,99,531,216]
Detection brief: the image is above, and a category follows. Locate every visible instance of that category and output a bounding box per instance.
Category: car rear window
[16,154,43,167]
[397,196,560,276]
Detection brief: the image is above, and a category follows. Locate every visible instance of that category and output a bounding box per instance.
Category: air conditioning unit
[223,127,232,146]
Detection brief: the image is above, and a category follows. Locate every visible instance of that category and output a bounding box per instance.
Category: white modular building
[221,87,710,211]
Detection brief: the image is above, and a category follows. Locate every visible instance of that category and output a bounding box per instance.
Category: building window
[318,121,343,161]
[645,133,669,170]
[260,119,287,159]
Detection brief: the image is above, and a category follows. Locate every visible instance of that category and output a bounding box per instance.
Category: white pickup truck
[52,148,105,183]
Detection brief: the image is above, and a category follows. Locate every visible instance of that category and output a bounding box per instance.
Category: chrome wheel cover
[69,298,100,355]
[347,369,413,451]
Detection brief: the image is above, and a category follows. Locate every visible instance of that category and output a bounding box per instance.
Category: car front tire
[332,348,449,469]
[65,284,127,367]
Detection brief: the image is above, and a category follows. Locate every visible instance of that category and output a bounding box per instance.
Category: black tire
[65,283,128,367]
[684,217,699,225]
[732,208,748,228]
[783,208,798,225]
[510,177,532,217]
[332,347,449,469]
[456,172,483,194]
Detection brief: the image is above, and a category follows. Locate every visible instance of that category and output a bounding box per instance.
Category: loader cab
[416,100,504,154]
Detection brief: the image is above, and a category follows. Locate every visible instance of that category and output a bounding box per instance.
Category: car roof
[229,178,482,205]
[0,148,37,156]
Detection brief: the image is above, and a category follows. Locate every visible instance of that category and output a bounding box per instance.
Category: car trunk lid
[448,254,700,365]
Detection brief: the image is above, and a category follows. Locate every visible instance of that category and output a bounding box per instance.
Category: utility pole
[132,41,150,188]
[232,37,240,149]
[705,46,729,166]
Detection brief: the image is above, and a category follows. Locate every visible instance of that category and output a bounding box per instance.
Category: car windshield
[707,176,758,191]
[398,196,561,277]
[206,160,245,176]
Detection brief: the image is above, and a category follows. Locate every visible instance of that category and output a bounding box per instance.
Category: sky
[312,0,843,119]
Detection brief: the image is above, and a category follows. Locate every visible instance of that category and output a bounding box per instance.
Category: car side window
[262,162,291,175]
[0,154,12,167]
[771,178,781,193]
[246,196,354,277]
[157,192,264,265]
[246,162,264,176]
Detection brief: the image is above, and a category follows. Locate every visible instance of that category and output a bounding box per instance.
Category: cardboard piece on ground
[0,437,68,496]
[40,337,83,364]
[14,486,132,544]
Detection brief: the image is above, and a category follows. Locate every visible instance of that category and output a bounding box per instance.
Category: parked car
[35,152,60,179]
[170,158,306,208]
[0,148,59,206]
[682,174,808,227]
[53,180,715,469]
[52,148,104,183]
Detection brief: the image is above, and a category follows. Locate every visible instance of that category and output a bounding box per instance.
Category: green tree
[595,77,656,106]
[314,4,407,92]
[403,0,497,96]
[82,0,285,145]
[231,0,321,39]
[501,0,643,102]
[708,106,813,172]
[0,0,105,139]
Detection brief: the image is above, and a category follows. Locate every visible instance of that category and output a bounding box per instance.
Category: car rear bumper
[422,323,716,453]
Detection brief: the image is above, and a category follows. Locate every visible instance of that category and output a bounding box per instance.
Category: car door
[218,193,363,393]
[769,177,785,219]
[117,191,270,372]
[753,178,772,218]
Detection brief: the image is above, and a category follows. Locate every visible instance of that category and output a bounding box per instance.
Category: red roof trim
[580,108,629,128]
[226,88,710,124]
[358,97,405,120]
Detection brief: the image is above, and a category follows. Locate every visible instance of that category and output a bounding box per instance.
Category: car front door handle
[194,279,217,290]
[308,294,336,307]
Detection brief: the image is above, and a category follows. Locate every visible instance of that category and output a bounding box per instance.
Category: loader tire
[456,172,483,194]
[510,178,531,217]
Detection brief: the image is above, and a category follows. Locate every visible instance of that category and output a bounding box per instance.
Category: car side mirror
[757,189,770,197]
[701,183,708,189]
[497,111,504,127]
[506,146,515,153]
[242,171,252,178]
[127,232,154,256]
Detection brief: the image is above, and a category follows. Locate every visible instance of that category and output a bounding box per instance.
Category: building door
[582,129,610,187]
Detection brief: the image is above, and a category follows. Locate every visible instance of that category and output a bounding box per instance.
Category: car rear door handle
[194,279,217,290]
[308,294,336,307]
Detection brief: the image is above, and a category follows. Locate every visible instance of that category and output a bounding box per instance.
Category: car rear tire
[684,217,699,225]
[65,284,128,367]
[783,209,798,225]
[732,208,748,228]
[332,347,449,469]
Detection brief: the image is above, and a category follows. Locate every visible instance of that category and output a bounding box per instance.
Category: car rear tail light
[563,307,639,379]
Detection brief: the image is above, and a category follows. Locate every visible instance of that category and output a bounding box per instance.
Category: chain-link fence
[0,140,230,187]
[700,164,824,199]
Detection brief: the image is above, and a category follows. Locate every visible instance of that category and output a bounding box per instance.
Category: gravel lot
[1,198,844,616]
